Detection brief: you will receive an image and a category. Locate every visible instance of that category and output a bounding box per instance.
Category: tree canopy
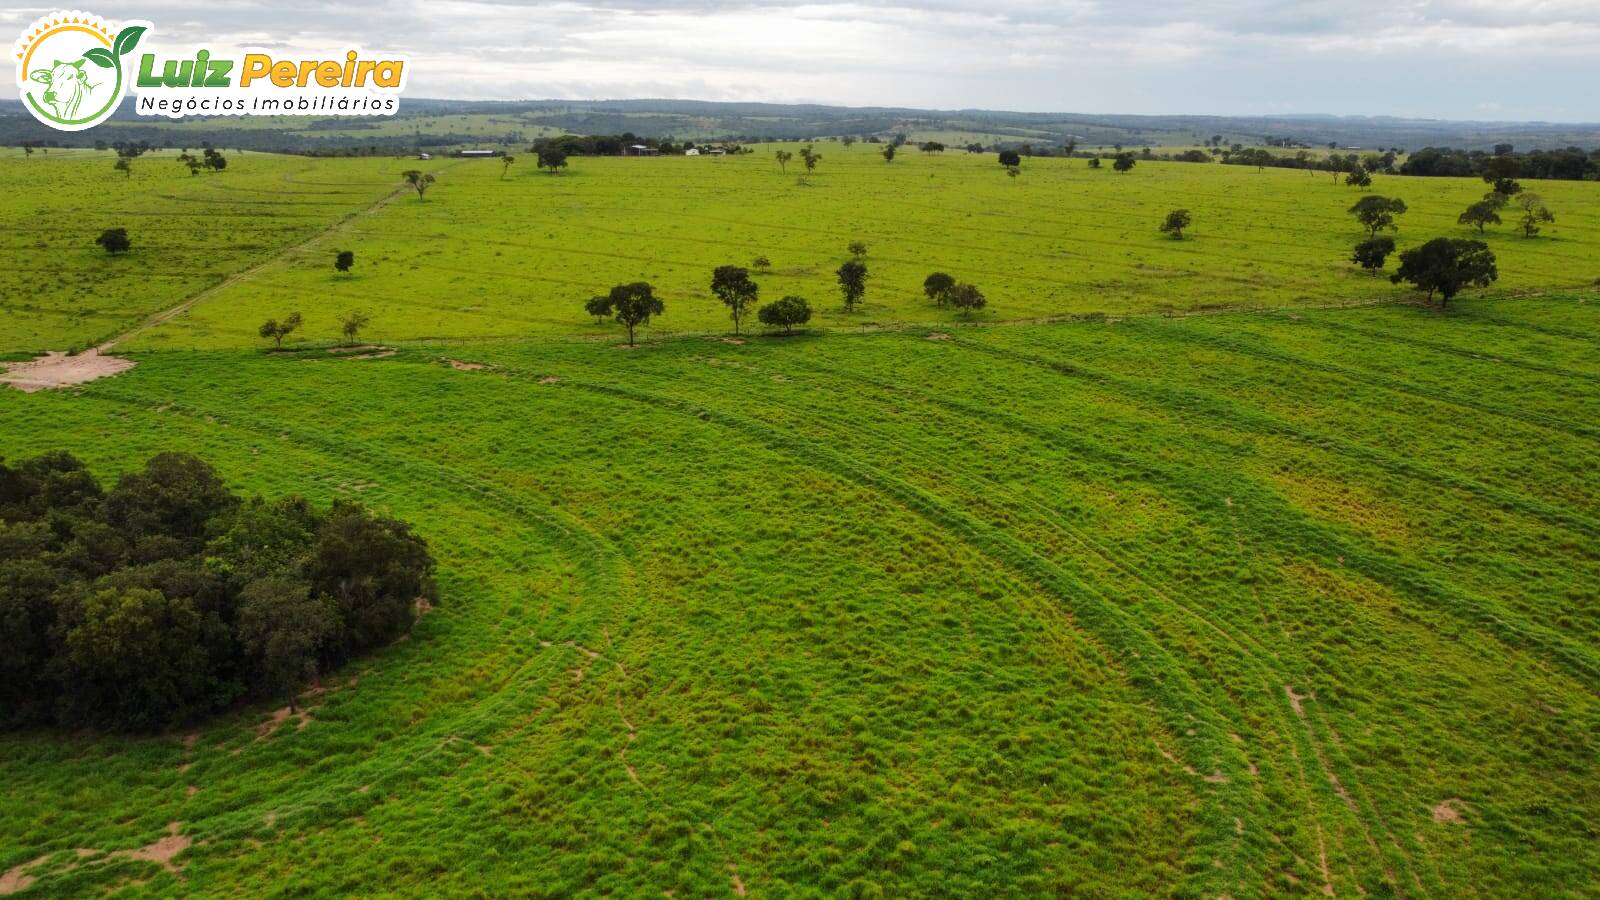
[1390,238,1497,305]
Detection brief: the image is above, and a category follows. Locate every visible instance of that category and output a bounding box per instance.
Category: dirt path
[0,350,136,392]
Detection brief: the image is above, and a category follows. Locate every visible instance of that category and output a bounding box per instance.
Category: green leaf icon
[82,47,116,68]
[114,25,145,58]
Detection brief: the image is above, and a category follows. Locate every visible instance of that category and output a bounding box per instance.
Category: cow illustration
[30,59,97,121]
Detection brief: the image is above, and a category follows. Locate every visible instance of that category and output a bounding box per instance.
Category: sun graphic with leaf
[13,10,150,131]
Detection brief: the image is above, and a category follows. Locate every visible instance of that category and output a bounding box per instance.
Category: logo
[14,10,148,131]
[14,10,407,131]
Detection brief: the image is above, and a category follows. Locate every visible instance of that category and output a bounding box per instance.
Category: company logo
[14,10,148,131]
[14,10,407,131]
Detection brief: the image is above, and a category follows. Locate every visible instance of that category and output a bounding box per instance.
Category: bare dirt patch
[0,855,51,895]
[326,344,380,355]
[925,332,951,341]
[112,823,190,874]
[538,375,561,384]
[255,705,313,741]
[1431,799,1465,824]
[0,350,135,393]
[446,359,489,371]
[347,349,397,360]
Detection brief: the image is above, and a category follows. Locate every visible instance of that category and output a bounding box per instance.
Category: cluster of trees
[175,147,227,176]
[0,452,436,730]
[1401,146,1599,182]
[256,308,371,348]
[921,272,987,315]
[1340,194,1500,303]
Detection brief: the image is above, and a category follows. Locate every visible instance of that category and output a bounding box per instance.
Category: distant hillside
[3,97,1597,154]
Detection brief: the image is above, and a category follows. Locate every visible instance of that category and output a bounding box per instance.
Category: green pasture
[4,145,1588,353]
[1,297,1597,895]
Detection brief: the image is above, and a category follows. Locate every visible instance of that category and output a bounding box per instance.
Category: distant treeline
[1399,146,1599,181]
[0,452,436,731]
[530,132,754,156]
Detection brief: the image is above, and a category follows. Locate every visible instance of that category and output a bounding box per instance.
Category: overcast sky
[6,1,1598,121]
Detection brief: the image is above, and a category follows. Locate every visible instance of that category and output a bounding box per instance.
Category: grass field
[5,146,1598,355]
[1,145,1598,896]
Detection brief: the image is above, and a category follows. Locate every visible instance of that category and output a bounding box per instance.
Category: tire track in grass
[83,374,753,895]
[937,335,1600,686]
[492,372,1266,897]
[741,351,1422,894]
[1275,314,1600,385]
[1120,317,1600,444]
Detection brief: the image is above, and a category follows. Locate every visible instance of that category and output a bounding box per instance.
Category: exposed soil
[446,359,489,371]
[0,350,135,392]
[925,332,951,341]
[347,349,397,360]
[538,375,561,384]
[0,855,50,895]
[1431,799,1465,824]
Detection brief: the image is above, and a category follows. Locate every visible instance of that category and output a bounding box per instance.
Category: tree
[836,259,868,311]
[584,294,612,324]
[113,158,131,178]
[1087,157,1102,169]
[1347,195,1408,237]
[998,149,1021,167]
[1112,153,1136,173]
[537,148,568,174]
[334,250,355,274]
[757,295,812,334]
[1063,139,1078,159]
[96,227,131,255]
[402,169,435,199]
[339,309,371,344]
[775,150,792,172]
[1345,169,1372,189]
[710,265,760,335]
[1390,238,1497,305]
[500,155,515,179]
[882,145,897,163]
[1514,193,1555,238]
[923,272,956,305]
[605,282,664,346]
[1350,236,1396,276]
[841,136,857,148]
[920,141,945,154]
[53,586,216,729]
[1457,200,1501,233]
[202,148,227,173]
[236,578,336,712]
[258,312,303,348]
[751,255,772,272]
[1160,209,1192,239]
[948,283,987,316]
[798,145,821,173]
[848,241,867,259]
[304,501,435,664]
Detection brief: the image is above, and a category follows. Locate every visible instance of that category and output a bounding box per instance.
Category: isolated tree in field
[1160,209,1192,239]
[1350,236,1395,276]
[178,152,201,176]
[339,309,371,344]
[848,241,868,259]
[964,142,984,154]
[923,272,956,305]
[1482,155,1521,199]
[775,149,792,173]
[1345,168,1372,189]
[334,250,355,274]
[920,141,945,154]
[236,578,336,713]
[258,312,303,348]
[751,255,772,272]
[836,259,868,311]
[203,148,227,173]
[402,169,435,199]
[1112,153,1136,173]
[1087,157,1102,169]
[113,157,131,178]
[1457,200,1501,233]
[1063,138,1078,159]
[607,282,664,346]
[96,228,131,255]
[841,136,857,148]
[500,155,515,179]
[584,294,612,324]
[1347,195,1408,237]
[948,282,987,316]
[1514,193,1554,238]
[536,148,568,174]
[710,265,760,335]
[998,149,1021,167]
[757,295,812,334]
[1390,238,1497,306]
[799,145,821,173]
[882,145,896,163]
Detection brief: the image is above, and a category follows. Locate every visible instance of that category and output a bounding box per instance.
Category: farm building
[623,144,660,156]
[455,149,503,158]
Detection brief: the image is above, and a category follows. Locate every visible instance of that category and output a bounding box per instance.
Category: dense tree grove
[0,452,436,731]
[1401,146,1599,182]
